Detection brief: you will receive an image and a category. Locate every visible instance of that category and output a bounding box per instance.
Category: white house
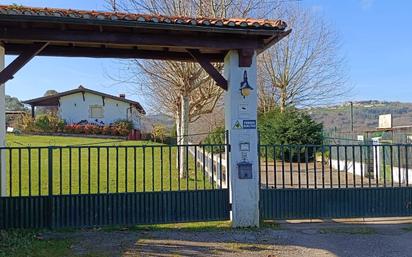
[23,86,145,129]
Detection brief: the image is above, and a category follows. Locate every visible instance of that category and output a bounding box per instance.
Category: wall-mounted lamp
[240,71,253,98]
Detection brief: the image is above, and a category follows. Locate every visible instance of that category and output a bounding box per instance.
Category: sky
[2,0,412,110]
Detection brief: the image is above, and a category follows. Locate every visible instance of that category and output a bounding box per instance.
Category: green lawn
[2,134,221,196]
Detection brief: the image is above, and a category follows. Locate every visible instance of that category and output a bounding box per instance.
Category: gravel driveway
[43,220,412,257]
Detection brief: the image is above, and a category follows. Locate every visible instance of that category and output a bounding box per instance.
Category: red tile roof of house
[0,5,287,31]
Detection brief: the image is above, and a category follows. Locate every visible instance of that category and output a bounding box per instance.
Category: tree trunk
[179,95,189,178]
[280,86,287,113]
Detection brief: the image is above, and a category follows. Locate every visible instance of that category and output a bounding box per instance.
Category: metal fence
[259,144,412,189]
[0,144,229,197]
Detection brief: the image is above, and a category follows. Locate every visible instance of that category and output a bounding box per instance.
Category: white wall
[59,92,141,129]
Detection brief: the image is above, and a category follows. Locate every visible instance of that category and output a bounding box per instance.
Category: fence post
[48,146,54,229]
[224,50,259,227]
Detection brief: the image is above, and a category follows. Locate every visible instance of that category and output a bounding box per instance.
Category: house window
[89,105,104,118]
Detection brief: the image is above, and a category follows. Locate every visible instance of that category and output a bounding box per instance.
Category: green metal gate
[259,144,412,220]
[0,144,230,229]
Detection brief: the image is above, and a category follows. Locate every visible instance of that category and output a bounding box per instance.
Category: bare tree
[110,0,281,177]
[258,5,348,113]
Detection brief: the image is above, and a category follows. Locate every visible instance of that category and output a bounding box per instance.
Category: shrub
[151,124,167,143]
[21,113,65,133]
[18,114,36,132]
[203,126,226,153]
[258,108,323,161]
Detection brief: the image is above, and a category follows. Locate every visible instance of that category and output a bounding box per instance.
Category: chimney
[119,94,126,99]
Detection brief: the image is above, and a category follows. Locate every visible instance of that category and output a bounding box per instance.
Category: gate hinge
[228,203,232,211]
[227,144,231,152]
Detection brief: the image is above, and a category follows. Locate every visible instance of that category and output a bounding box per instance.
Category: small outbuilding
[23,86,145,130]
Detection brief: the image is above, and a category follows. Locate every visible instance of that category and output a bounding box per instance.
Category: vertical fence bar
[337,145,341,188]
[186,145,189,190]
[360,145,364,188]
[106,147,109,193]
[297,145,301,189]
[265,146,268,189]
[97,147,100,194]
[368,145,372,188]
[28,148,31,196]
[398,145,401,187]
[202,146,206,190]
[116,147,119,193]
[88,147,91,194]
[78,147,81,194]
[273,145,277,189]
[390,145,394,187]
[38,148,41,196]
[18,148,21,196]
[406,145,409,187]
[313,146,317,189]
[69,147,72,195]
[177,145,180,191]
[48,146,53,228]
[152,146,155,192]
[194,145,197,190]
[321,145,325,188]
[9,149,12,196]
[59,148,62,195]
[143,146,146,192]
[305,146,309,189]
[281,145,285,188]
[352,145,356,188]
[219,146,223,189]
[134,147,137,192]
[210,145,215,189]
[125,147,128,193]
[161,146,164,191]
[169,146,172,191]
[375,145,379,187]
[383,146,386,187]
[344,145,348,188]
[329,145,333,189]
[289,145,293,187]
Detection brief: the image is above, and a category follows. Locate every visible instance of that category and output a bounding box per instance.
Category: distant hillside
[308,101,412,132]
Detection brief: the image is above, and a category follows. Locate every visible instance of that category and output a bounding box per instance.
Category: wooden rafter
[0,42,48,85]
[187,49,228,90]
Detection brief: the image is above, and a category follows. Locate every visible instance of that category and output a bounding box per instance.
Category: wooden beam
[5,44,226,62]
[0,27,260,51]
[0,42,48,85]
[238,48,254,67]
[187,49,228,90]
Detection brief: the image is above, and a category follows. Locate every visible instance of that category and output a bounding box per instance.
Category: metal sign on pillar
[224,50,259,227]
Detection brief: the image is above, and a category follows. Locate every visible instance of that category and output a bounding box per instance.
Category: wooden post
[31,105,35,118]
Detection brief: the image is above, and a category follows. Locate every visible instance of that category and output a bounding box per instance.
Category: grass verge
[0,230,72,257]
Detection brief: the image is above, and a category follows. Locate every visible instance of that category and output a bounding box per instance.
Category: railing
[259,144,412,189]
[0,144,229,197]
[188,144,228,189]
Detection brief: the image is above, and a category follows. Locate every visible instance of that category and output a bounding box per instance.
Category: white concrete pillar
[224,50,259,227]
[0,45,6,197]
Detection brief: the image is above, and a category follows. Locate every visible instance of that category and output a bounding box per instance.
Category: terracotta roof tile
[0,5,287,30]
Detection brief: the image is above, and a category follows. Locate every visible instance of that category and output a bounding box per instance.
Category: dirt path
[42,221,412,257]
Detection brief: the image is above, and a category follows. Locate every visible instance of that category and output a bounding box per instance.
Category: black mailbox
[238,161,253,179]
